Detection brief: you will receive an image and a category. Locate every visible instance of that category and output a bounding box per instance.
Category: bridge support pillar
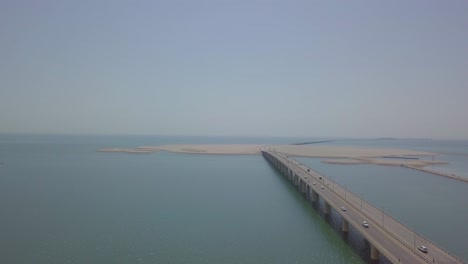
[324,201,331,215]
[342,219,349,232]
[370,243,380,261]
[311,191,318,202]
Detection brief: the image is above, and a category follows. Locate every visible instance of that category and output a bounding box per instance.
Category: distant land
[99,144,468,182]
[374,137,434,140]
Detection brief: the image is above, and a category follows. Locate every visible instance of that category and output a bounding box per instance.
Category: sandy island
[98,144,467,182]
[100,144,264,155]
[99,144,439,166]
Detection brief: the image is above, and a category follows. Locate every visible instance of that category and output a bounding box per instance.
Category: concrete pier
[306,185,311,201]
[311,191,318,202]
[370,244,380,261]
[324,201,331,215]
[342,219,349,232]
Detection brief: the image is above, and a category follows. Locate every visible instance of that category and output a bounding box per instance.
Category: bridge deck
[263,150,464,264]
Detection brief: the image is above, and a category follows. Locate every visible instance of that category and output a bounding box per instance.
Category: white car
[362,221,369,228]
[312,182,316,185]
[341,207,346,211]
[320,185,324,189]
[418,246,428,253]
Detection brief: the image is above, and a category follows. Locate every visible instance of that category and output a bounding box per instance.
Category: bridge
[262,150,464,264]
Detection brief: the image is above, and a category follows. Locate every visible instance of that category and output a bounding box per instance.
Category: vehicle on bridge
[418,245,428,253]
[341,207,347,211]
[312,182,316,185]
[362,221,369,228]
[320,185,324,189]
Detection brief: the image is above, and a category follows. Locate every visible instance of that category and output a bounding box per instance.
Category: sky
[1,0,467,139]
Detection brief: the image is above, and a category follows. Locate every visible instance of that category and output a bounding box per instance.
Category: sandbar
[321,158,448,167]
[98,144,467,181]
[98,148,156,154]
[139,144,264,155]
[99,144,435,160]
[270,145,433,158]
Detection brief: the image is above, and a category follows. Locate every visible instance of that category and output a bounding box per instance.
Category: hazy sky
[1,0,467,139]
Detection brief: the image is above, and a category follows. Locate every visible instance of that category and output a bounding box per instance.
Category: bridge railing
[267,152,464,264]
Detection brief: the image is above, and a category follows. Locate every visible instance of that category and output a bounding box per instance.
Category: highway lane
[266,151,463,264]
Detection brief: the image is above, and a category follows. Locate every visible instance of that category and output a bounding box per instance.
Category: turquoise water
[0,135,363,264]
[0,135,466,263]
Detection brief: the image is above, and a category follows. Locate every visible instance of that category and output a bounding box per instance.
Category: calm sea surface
[0,135,466,263]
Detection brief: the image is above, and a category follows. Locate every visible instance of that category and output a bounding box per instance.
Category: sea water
[0,134,466,263]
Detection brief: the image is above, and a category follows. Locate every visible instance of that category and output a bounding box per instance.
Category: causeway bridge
[262,150,464,264]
